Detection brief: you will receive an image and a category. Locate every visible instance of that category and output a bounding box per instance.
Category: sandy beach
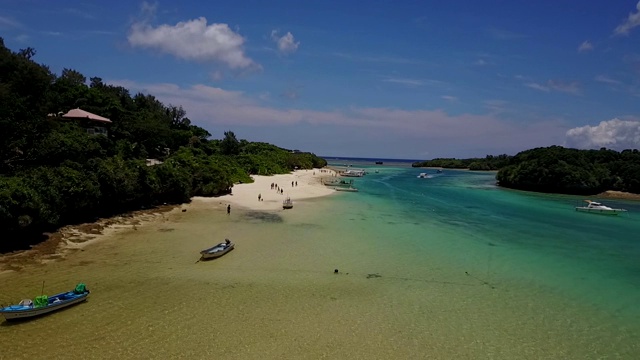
[0,168,338,272]
[195,168,338,212]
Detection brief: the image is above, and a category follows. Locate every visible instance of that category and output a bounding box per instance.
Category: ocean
[1,159,639,359]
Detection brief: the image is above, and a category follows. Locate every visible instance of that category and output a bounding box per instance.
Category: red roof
[62,108,111,123]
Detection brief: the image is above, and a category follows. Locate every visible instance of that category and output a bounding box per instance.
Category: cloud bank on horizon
[565,119,640,150]
[2,0,640,158]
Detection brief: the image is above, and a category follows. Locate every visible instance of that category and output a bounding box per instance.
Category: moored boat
[0,283,90,321]
[335,186,358,192]
[323,178,354,187]
[283,197,293,209]
[575,200,627,215]
[200,239,235,260]
[341,169,365,177]
[417,173,432,178]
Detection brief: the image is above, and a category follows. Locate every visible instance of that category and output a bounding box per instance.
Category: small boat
[341,169,365,177]
[0,283,90,321]
[323,178,354,187]
[575,200,627,215]
[375,161,383,164]
[436,169,443,173]
[283,197,293,209]
[335,186,358,192]
[417,173,432,178]
[200,239,235,260]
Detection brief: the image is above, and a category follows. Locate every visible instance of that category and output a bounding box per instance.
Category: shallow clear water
[1,162,639,359]
[331,162,640,323]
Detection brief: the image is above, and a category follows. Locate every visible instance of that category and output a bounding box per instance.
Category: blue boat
[0,283,90,321]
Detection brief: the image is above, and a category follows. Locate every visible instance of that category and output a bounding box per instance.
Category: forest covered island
[0,40,325,252]
[413,146,640,196]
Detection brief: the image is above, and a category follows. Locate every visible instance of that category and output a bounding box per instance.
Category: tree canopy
[0,39,326,252]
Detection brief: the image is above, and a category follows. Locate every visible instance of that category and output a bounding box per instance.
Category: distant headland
[413,146,640,197]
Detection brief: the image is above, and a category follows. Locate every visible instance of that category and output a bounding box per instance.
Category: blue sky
[1,0,640,159]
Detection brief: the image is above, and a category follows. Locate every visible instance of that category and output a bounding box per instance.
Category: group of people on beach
[270,182,285,194]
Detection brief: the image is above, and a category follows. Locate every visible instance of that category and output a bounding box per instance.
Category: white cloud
[383,77,425,86]
[565,118,640,150]
[441,95,458,102]
[128,16,257,69]
[525,80,581,95]
[525,82,550,92]
[15,34,29,43]
[0,15,21,29]
[484,99,508,113]
[210,71,223,81]
[578,40,593,52]
[595,75,621,85]
[270,30,300,54]
[474,59,488,66]
[106,79,566,156]
[614,1,640,35]
[547,80,581,95]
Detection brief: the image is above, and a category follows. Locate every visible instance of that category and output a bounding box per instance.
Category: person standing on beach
[258,193,261,201]
[227,204,231,214]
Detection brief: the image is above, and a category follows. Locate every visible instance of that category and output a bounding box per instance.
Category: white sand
[192,168,338,211]
[0,168,338,268]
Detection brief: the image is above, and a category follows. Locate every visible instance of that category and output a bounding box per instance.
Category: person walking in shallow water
[227,204,231,214]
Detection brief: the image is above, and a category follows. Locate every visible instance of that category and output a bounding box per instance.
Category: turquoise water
[327,161,640,325]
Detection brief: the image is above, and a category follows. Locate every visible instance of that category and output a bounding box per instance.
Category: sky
[1,0,640,159]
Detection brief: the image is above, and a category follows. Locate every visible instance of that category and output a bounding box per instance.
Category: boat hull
[0,291,90,321]
[283,197,293,209]
[200,242,234,259]
[335,187,358,192]
[575,208,625,215]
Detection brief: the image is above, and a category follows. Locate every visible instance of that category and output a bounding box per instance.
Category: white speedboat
[341,169,365,177]
[575,200,627,215]
[417,173,432,178]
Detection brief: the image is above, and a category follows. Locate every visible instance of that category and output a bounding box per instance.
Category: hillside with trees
[412,154,511,170]
[0,39,326,252]
[414,146,640,195]
[496,146,640,195]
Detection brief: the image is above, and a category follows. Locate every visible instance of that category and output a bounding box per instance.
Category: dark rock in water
[366,273,382,279]
[334,269,339,274]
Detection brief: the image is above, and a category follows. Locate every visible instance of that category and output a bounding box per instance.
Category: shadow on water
[243,211,283,223]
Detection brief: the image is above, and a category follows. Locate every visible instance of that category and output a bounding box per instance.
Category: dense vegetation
[0,39,326,252]
[412,155,511,170]
[414,146,640,195]
[496,146,640,195]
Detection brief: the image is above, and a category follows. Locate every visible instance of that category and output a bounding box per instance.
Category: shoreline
[0,168,338,272]
[596,190,640,201]
[195,168,337,212]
